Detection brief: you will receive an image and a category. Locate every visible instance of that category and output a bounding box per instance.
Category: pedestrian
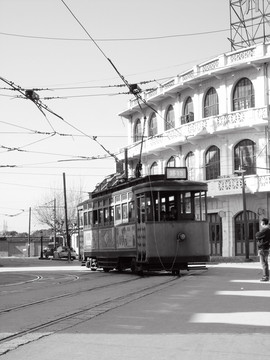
[256,217,270,282]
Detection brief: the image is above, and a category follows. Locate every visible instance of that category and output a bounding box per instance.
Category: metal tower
[229,0,270,50]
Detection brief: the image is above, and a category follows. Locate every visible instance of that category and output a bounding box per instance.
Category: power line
[0,28,229,42]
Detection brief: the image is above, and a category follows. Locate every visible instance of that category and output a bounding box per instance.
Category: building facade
[118,43,270,258]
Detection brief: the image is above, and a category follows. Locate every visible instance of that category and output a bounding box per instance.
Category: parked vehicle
[53,246,77,260]
[43,242,56,258]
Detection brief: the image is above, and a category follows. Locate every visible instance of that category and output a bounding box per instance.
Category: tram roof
[91,174,207,198]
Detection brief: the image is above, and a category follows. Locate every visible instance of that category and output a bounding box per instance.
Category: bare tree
[34,186,84,242]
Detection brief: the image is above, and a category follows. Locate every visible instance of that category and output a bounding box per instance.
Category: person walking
[256,217,270,282]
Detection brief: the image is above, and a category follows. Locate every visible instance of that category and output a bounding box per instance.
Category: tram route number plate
[165,167,187,180]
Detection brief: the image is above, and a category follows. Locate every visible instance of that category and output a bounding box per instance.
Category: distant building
[118,42,270,258]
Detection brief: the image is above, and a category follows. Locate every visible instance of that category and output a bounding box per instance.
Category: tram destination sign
[165,167,187,180]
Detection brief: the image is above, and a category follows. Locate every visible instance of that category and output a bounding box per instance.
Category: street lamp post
[235,168,249,260]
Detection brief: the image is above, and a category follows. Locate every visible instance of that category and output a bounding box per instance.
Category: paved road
[0,259,270,360]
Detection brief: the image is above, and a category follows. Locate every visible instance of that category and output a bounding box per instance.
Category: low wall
[0,237,50,257]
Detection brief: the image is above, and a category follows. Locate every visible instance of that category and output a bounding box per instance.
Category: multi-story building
[118,43,270,258]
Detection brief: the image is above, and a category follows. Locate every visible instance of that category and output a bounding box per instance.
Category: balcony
[121,44,268,114]
[207,174,270,197]
[123,106,268,159]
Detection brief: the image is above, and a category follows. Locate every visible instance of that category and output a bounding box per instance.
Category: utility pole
[63,173,70,249]
[53,198,56,247]
[235,153,249,260]
[28,207,31,257]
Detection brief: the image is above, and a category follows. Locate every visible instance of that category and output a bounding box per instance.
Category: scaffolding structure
[230,0,270,49]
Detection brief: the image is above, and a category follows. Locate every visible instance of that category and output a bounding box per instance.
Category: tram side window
[122,203,128,222]
[137,195,146,223]
[98,208,104,225]
[115,204,121,221]
[194,191,207,221]
[87,211,92,226]
[93,209,98,225]
[128,201,135,221]
[145,194,154,221]
[83,211,88,226]
[110,206,114,223]
[104,207,110,225]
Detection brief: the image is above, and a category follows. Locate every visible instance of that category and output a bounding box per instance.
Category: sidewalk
[0,257,83,268]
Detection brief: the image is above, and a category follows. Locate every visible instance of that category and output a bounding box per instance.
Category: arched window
[134,118,142,142]
[203,87,219,118]
[233,77,255,111]
[167,156,176,168]
[234,139,256,175]
[185,151,195,180]
[150,162,158,175]
[149,112,157,137]
[205,145,220,180]
[182,97,194,124]
[165,105,175,130]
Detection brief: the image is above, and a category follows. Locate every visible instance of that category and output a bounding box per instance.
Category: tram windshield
[137,190,207,223]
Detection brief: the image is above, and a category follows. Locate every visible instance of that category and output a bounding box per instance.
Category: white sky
[0,0,230,233]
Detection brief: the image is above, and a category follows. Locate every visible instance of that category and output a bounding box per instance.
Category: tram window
[179,192,195,219]
[155,197,159,221]
[159,193,177,221]
[121,193,127,201]
[115,195,120,203]
[87,211,92,226]
[128,201,135,221]
[122,203,128,220]
[115,204,121,221]
[137,195,146,223]
[93,210,98,225]
[110,206,114,223]
[146,195,153,221]
[104,208,110,224]
[194,191,207,221]
[83,212,88,226]
[98,209,104,225]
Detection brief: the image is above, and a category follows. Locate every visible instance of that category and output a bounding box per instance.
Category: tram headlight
[177,232,186,242]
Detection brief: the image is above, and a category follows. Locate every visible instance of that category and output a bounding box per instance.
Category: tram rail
[0,269,206,356]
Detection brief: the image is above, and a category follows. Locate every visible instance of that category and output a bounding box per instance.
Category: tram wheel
[103,267,110,273]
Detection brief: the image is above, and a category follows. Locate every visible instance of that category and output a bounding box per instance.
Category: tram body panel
[143,221,209,258]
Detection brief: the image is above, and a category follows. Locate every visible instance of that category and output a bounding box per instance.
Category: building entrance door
[234,211,259,256]
[208,213,222,256]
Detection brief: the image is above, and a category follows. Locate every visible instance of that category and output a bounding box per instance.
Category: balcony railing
[127,43,266,110]
[123,106,268,159]
[207,174,270,197]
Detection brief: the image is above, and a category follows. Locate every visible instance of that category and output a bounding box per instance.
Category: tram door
[208,213,222,256]
[136,195,146,262]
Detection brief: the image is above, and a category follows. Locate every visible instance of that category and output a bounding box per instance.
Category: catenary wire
[0,28,229,42]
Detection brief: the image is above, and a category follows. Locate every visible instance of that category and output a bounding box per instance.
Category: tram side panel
[138,221,210,269]
[83,225,137,269]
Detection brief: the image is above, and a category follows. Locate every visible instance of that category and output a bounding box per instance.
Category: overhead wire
[0,28,229,42]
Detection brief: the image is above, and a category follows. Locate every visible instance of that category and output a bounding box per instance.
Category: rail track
[0,271,202,356]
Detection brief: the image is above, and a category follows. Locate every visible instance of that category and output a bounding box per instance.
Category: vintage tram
[82,168,210,275]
